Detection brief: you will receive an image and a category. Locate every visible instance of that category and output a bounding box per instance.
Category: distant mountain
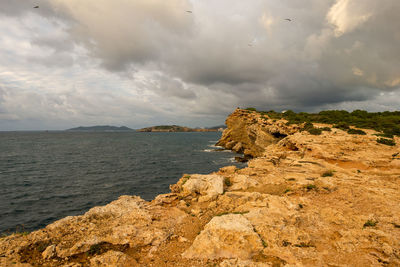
[137,125,218,132]
[67,126,134,132]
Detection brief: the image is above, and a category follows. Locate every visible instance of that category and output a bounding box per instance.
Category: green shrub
[305,184,317,190]
[249,108,400,137]
[377,138,396,146]
[307,128,322,135]
[301,122,322,135]
[347,129,367,135]
[322,170,334,177]
[375,133,394,138]
[333,122,350,130]
[245,107,257,112]
[363,220,378,228]
[224,177,232,187]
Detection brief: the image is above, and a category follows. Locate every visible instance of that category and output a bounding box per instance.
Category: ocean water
[0,131,244,234]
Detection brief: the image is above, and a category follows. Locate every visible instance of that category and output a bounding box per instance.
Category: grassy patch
[181,175,191,186]
[294,241,315,248]
[261,239,268,248]
[377,138,396,146]
[224,177,232,187]
[87,244,102,256]
[321,170,334,177]
[363,220,378,228]
[215,211,249,216]
[305,184,317,191]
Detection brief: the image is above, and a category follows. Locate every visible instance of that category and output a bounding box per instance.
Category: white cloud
[327,0,373,36]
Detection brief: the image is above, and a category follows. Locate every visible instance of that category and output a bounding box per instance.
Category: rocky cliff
[1,109,400,266]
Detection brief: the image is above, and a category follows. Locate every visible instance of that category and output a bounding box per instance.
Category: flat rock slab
[183,214,264,260]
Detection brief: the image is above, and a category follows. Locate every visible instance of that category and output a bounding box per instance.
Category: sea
[0,131,245,234]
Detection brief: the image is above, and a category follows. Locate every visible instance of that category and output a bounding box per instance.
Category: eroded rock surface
[183,214,264,259]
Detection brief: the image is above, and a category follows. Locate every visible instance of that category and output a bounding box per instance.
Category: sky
[0,0,399,130]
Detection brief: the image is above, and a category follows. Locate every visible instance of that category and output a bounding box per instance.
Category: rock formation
[1,108,400,266]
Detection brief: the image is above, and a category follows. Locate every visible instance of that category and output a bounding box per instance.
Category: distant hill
[207,125,227,130]
[138,125,218,132]
[67,126,134,132]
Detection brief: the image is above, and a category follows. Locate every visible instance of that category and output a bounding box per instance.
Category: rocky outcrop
[1,108,400,266]
[216,108,299,157]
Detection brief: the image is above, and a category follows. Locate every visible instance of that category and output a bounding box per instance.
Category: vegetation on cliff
[245,107,400,137]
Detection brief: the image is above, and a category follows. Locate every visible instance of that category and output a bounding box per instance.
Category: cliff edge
[1,109,400,266]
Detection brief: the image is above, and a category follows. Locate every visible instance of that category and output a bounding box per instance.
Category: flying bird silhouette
[284,18,292,22]
[34,6,39,8]
[186,10,192,13]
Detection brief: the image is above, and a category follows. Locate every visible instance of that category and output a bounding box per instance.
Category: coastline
[1,108,400,266]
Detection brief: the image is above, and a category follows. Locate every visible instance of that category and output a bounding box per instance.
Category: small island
[66,126,134,132]
[137,125,223,132]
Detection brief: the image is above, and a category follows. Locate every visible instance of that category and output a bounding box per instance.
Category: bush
[333,122,350,130]
[305,184,317,190]
[307,128,322,135]
[322,170,334,177]
[224,177,232,187]
[250,108,400,137]
[245,107,257,112]
[347,129,367,135]
[375,133,394,138]
[301,122,322,135]
[320,127,331,131]
[377,138,396,146]
[363,220,378,228]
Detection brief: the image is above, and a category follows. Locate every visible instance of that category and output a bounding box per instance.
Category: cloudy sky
[0,0,399,130]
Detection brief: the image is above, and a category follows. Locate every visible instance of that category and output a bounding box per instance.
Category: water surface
[0,131,244,234]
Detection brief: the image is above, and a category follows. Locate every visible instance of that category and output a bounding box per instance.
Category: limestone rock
[89,251,136,267]
[220,259,272,267]
[229,174,259,191]
[216,108,298,157]
[42,244,56,259]
[182,214,264,259]
[182,174,224,199]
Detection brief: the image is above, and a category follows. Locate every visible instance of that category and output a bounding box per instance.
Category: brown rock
[182,214,264,259]
[89,251,136,267]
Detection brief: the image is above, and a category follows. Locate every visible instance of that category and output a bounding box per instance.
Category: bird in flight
[34,6,39,8]
[186,10,192,13]
[284,18,292,22]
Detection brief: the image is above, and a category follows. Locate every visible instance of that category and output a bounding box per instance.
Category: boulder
[182,174,224,199]
[182,214,264,259]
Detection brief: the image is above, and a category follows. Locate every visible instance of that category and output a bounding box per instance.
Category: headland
[1,108,399,266]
